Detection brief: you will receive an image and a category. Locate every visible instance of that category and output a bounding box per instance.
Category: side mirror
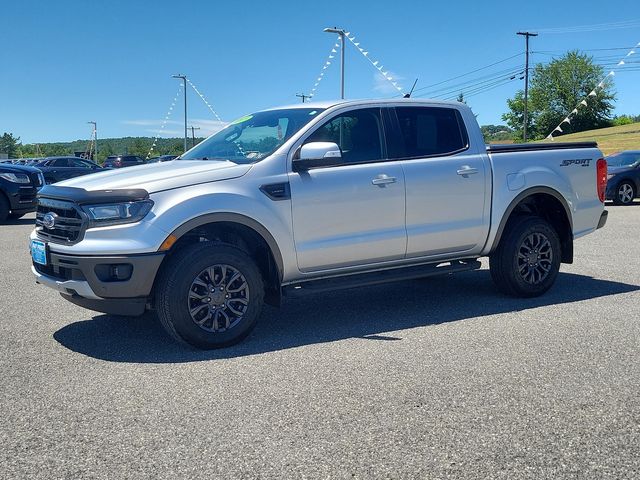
[293,142,342,172]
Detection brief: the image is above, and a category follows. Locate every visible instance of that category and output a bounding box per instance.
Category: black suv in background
[33,156,103,184]
[0,163,44,222]
[103,155,145,168]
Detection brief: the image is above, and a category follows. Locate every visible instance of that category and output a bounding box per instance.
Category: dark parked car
[103,155,146,168]
[605,150,640,205]
[0,163,44,222]
[33,156,103,184]
[147,155,178,163]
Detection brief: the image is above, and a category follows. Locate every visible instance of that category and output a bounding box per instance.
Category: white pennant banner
[308,37,341,99]
[343,31,404,94]
[146,82,184,159]
[547,38,639,140]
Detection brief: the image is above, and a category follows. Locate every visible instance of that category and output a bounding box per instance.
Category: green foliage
[15,137,201,163]
[481,124,513,143]
[0,132,21,158]
[612,115,636,126]
[503,50,615,141]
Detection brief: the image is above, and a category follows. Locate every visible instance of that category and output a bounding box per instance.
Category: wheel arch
[491,186,574,264]
[160,213,285,305]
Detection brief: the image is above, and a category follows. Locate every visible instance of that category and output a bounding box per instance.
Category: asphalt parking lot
[1,206,639,479]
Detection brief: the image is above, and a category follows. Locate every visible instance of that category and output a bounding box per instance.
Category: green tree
[129,138,152,158]
[0,133,21,158]
[503,51,615,141]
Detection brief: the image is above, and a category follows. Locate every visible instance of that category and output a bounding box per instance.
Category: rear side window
[394,107,468,159]
[52,158,70,167]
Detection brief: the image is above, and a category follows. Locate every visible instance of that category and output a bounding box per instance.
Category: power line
[410,53,523,94]
[413,66,523,98]
[527,19,640,34]
[415,69,523,100]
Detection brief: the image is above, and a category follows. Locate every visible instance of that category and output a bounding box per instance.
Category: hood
[0,163,41,174]
[55,160,252,193]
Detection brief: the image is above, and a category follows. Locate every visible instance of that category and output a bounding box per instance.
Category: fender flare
[490,186,573,252]
[167,212,285,281]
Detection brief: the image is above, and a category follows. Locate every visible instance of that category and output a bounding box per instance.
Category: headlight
[0,172,30,184]
[82,200,154,227]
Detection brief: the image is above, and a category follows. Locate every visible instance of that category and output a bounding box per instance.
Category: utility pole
[296,93,311,103]
[172,74,188,152]
[189,125,201,148]
[87,121,97,160]
[324,27,346,99]
[517,31,538,142]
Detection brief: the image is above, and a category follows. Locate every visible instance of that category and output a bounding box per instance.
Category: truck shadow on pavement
[54,270,639,363]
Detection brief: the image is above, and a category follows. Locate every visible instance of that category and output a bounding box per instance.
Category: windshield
[180,108,325,164]
[607,152,640,167]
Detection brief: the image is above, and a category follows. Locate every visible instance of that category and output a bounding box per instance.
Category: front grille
[35,197,87,244]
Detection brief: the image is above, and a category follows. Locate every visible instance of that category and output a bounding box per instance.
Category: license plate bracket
[31,240,48,266]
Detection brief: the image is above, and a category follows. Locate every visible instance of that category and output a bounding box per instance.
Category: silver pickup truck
[30,99,608,348]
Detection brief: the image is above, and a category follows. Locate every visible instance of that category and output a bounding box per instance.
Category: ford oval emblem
[42,212,58,229]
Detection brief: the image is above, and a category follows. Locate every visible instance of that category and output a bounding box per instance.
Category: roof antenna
[403,78,418,98]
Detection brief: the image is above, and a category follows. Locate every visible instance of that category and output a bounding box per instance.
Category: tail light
[596,158,607,203]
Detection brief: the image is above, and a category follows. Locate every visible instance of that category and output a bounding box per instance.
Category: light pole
[189,125,201,148]
[323,27,346,99]
[87,121,97,160]
[517,31,538,142]
[172,74,188,152]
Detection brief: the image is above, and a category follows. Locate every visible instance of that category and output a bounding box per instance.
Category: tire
[0,195,9,223]
[613,181,636,205]
[155,242,264,349]
[490,216,561,297]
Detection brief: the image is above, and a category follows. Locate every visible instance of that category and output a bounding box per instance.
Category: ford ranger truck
[30,99,608,349]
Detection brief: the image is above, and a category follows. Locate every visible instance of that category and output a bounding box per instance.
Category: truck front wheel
[490,216,561,297]
[155,243,264,349]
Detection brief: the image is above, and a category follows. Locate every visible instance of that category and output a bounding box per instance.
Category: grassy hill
[545,122,640,155]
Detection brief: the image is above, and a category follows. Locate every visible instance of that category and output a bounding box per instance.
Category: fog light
[95,263,133,282]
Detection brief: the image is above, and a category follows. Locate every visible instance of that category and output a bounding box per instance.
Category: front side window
[394,107,468,159]
[181,108,325,164]
[306,108,384,163]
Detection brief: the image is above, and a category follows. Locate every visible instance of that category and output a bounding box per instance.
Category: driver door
[289,107,407,272]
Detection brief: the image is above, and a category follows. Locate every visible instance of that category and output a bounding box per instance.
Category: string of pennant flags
[344,31,404,94]
[146,81,183,159]
[547,40,640,139]
[308,38,341,99]
[187,78,224,123]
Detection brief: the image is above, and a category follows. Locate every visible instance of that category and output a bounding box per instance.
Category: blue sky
[1,0,639,143]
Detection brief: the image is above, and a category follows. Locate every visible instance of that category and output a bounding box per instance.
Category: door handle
[457,166,479,177]
[372,174,397,186]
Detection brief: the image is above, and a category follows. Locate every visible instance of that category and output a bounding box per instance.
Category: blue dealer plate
[31,240,47,266]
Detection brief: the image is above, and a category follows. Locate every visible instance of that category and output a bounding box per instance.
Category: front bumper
[32,250,165,316]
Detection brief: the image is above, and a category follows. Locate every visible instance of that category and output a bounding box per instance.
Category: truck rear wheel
[155,242,264,349]
[490,216,561,297]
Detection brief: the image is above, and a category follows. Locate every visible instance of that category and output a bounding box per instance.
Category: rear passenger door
[389,106,490,258]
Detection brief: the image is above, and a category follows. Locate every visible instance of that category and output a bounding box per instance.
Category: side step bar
[283,259,481,297]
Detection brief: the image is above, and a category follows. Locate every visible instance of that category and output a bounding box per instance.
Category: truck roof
[262,98,466,111]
